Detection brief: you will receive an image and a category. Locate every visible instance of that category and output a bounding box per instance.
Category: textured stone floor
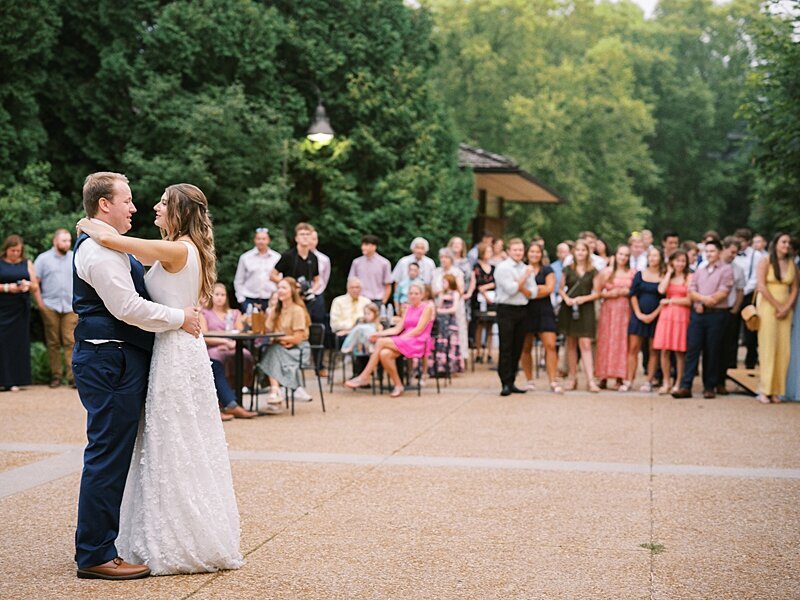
[0,366,798,599]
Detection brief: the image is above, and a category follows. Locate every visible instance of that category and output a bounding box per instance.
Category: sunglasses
[255,227,269,233]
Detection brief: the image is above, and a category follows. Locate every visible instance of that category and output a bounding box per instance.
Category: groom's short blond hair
[82,172,129,217]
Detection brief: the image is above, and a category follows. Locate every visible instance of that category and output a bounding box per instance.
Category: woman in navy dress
[0,235,38,391]
[624,247,663,391]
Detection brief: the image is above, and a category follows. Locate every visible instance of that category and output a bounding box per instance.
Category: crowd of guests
[1,224,798,411]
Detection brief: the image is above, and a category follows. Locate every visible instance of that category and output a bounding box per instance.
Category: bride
[78,183,243,575]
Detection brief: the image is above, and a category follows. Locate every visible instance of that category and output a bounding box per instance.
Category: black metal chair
[290,323,327,415]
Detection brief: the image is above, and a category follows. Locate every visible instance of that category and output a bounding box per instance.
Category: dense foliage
[0,0,472,293]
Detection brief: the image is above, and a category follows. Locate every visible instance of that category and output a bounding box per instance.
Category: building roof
[458,143,566,204]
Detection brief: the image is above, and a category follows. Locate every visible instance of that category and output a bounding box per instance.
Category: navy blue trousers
[72,341,150,569]
[211,358,237,409]
[680,310,726,392]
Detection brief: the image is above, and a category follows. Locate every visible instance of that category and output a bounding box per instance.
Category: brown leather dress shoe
[671,388,692,398]
[703,389,716,399]
[223,405,258,419]
[77,557,150,580]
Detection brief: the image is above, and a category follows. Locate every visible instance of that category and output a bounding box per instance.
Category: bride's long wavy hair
[160,183,217,302]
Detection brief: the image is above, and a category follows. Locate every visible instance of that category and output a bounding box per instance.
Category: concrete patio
[1,366,798,599]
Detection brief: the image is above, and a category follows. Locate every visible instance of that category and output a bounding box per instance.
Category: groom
[72,172,201,580]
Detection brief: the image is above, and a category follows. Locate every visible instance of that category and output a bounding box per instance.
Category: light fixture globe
[306,101,335,145]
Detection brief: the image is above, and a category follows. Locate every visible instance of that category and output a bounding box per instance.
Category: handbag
[740,293,759,332]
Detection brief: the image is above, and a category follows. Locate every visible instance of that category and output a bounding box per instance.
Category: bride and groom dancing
[72,172,242,579]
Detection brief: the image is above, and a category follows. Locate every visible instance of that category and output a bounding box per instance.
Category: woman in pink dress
[345,282,434,397]
[653,250,692,394]
[200,282,254,388]
[595,245,634,389]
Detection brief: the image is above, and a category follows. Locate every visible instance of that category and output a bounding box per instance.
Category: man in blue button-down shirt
[33,228,77,387]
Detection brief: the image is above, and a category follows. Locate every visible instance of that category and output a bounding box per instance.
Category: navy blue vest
[72,233,155,352]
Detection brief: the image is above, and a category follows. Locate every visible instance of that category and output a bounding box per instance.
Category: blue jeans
[680,310,727,392]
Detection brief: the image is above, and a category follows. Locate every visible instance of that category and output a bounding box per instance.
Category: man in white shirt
[329,278,372,334]
[733,228,766,369]
[392,237,436,284]
[233,228,280,313]
[494,238,538,396]
[718,236,747,393]
[73,172,200,581]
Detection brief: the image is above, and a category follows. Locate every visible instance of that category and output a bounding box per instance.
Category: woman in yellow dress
[755,233,798,404]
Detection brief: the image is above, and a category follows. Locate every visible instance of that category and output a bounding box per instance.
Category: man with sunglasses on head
[233,227,281,313]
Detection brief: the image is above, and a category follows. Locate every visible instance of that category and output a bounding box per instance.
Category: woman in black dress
[0,235,38,391]
[466,242,496,363]
[521,242,561,393]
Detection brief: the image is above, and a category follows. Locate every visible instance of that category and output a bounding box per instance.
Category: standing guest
[0,235,38,392]
[394,262,424,312]
[33,228,77,388]
[558,240,601,392]
[734,228,767,370]
[431,274,465,375]
[392,237,436,285]
[578,231,609,270]
[233,227,280,313]
[699,231,721,264]
[681,241,699,272]
[783,241,800,401]
[624,247,664,391]
[308,229,330,324]
[200,282,254,390]
[494,238,537,396]
[629,234,647,272]
[752,233,768,253]
[490,238,507,266]
[329,277,372,335]
[520,242,561,393]
[654,250,692,394]
[717,236,746,394]
[432,248,467,357]
[550,241,572,308]
[468,231,494,267]
[661,231,680,260]
[672,239,733,399]
[641,229,655,251]
[344,282,435,397]
[595,245,634,390]
[755,233,798,404]
[348,234,392,306]
[448,236,472,282]
[595,238,611,264]
[259,278,312,403]
[272,222,320,317]
[466,242,496,364]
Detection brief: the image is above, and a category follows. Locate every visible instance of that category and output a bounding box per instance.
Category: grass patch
[640,542,666,555]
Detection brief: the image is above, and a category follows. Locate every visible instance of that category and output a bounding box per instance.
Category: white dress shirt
[733,247,766,296]
[233,247,281,303]
[74,219,185,333]
[313,249,331,295]
[392,254,436,284]
[494,258,537,305]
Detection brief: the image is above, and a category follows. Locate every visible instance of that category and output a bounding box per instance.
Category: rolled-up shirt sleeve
[76,242,184,332]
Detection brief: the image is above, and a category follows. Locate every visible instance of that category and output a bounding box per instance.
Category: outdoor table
[205,331,285,405]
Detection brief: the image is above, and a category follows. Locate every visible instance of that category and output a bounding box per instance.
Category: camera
[296,276,316,304]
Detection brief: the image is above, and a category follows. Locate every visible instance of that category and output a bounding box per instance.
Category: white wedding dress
[117,241,243,575]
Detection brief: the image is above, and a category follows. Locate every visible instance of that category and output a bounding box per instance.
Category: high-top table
[204,331,285,405]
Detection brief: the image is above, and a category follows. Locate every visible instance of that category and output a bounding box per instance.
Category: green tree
[740,0,800,236]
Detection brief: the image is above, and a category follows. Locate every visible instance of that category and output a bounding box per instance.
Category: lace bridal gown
[117,241,243,575]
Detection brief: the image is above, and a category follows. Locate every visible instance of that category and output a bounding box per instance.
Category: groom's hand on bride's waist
[182,306,202,337]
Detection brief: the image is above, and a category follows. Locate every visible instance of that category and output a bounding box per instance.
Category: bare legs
[346,338,403,388]
[659,349,685,392]
[521,332,558,384]
[565,336,595,390]
[627,335,659,389]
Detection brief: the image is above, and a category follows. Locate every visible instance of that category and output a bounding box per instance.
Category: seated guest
[200,283,254,389]
[330,277,373,335]
[344,282,435,397]
[392,237,436,285]
[211,359,257,420]
[341,303,383,355]
[259,278,312,403]
[394,262,424,312]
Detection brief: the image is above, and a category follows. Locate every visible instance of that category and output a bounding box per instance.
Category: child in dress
[341,303,383,355]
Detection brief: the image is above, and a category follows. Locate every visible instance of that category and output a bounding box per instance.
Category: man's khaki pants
[39,307,78,382]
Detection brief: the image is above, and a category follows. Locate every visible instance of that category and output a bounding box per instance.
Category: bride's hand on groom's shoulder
[76,218,114,244]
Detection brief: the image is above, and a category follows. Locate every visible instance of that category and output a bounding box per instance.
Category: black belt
[701,307,729,313]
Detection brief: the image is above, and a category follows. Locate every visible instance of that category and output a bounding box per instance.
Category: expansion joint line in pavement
[648,396,656,600]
